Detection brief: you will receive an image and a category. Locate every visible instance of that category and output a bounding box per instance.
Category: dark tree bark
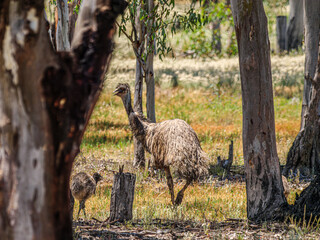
[300,1,320,131]
[284,63,320,220]
[283,26,320,221]
[109,167,136,222]
[290,175,320,219]
[286,0,304,51]
[283,1,320,177]
[231,0,287,222]
[276,16,287,53]
[0,0,126,239]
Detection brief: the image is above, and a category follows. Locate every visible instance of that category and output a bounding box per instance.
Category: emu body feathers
[144,119,208,180]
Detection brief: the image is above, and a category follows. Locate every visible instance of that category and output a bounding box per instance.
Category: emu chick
[71,172,103,218]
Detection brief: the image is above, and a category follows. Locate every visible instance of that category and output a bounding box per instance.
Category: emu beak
[113,89,120,96]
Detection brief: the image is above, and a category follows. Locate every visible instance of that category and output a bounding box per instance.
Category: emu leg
[164,167,175,205]
[175,180,191,206]
[82,202,87,219]
[77,201,82,219]
[78,200,86,219]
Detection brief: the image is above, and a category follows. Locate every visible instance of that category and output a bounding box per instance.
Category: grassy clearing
[80,54,303,165]
[72,54,307,234]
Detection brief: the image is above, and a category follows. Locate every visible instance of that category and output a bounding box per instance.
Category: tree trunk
[212,20,222,54]
[286,0,304,52]
[133,4,146,168]
[283,1,320,177]
[0,0,126,239]
[109,168,136,222]
[145,0,156,123]
[204,0,222,54]
[300,1,320,131]
[231,0,287,222]
[290,175,320,219]
[212,0,221,54]
[56,0,71,51]
[133,60,146,168]
[285,33,320,221]
[276,16,287,53]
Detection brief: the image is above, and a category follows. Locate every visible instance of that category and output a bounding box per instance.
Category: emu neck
[121,91,134,117]
[121,91,147,146]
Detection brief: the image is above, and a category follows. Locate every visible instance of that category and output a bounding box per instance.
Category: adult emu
[114,83,208,205]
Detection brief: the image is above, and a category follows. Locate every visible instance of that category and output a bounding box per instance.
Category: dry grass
[76,179,246,222]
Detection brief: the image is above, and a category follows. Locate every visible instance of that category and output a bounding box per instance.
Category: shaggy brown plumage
[114,83,208,205]
[71,172,103,218]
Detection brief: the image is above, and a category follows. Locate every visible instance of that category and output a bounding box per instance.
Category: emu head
[113,83,130,99]
[93,172,103,183]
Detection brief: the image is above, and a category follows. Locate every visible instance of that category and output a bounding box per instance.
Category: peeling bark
[0,0,127,239]
[68,0,78,44]
[231,0,287,222]
[56,0,71,51]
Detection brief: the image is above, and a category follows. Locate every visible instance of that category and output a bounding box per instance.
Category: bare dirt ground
[73,217,318,239]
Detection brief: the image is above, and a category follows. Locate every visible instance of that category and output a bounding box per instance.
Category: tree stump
[217,140,234,178]
[109,166,136,222]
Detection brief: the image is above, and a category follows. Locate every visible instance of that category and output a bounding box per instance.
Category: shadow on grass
[82,134,132,147]
[90,120,128,131]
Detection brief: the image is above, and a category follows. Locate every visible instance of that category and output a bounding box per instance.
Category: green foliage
[118,0,203,60]
[180,1,237,58]
[47,0,81,15]
[72,0,81,14]
[263,0,288,16]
